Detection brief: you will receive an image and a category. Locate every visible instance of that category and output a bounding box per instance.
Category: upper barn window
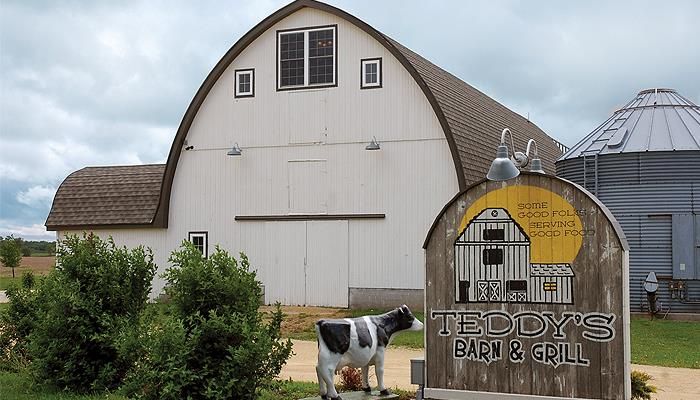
[234,69,254,98]
[360,58,382,89]
[277,25,337,90]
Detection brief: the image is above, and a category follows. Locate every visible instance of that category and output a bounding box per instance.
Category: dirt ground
[0,256,55,277]
[280,340,700,400]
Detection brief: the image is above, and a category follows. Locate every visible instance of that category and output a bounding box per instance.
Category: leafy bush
[122,242,293,400]
[0,275,40,371]
[28,234,156,392]
[631,370,657,399]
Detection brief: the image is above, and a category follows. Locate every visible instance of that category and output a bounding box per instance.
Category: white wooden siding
[66,8,460,305]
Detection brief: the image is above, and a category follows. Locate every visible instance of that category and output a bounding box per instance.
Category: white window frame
[277,25,337,90]
[234,69,254,98]
[188,231,208,258]
[360,58,382,89]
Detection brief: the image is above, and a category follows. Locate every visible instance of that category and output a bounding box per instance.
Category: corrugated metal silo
[557,88,700,313]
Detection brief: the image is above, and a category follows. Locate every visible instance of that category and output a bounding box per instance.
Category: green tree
[0,235,22,278]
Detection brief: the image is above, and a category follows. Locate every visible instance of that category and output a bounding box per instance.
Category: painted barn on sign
[45,0,564,308]
[424,174,631,399]
[455,208,574,305]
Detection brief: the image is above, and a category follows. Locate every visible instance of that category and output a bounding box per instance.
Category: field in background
[0,256,55,290]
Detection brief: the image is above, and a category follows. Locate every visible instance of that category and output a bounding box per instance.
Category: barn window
[483,228,505,241]
[361,58,382,89]
[543,281,557,291]
[188,232,208,258]
[234,69,254,98]
[482,248,503,265]
[507,280,527,291]
[278,25,336,90]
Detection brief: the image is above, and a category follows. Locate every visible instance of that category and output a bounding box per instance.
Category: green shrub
[122,242,293,400]
[28,234,156,392]
[0,279,40,371]
[21,271,35,289]
[631,370,657,399]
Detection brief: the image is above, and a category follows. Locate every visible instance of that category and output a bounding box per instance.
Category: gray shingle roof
[530,264,575,277]
[390,39,564,183]
[45,165,165,229]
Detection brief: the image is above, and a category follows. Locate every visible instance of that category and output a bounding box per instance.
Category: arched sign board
[423,173,631,399]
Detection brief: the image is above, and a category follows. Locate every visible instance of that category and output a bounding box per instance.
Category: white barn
[46,0,563,308]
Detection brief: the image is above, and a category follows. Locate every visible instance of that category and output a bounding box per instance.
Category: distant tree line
[20,240,56,257]
[0,235,56,257]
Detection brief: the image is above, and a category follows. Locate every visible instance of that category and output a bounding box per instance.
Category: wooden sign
[423,174,631,399]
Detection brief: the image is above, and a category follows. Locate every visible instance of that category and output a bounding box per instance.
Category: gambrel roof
[46,0,563,230]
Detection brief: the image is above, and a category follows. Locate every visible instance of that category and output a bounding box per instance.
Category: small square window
[482,248,503,265]
[234,69,254,98]
[188,232,208,258]
[543,281,557,291]
[361,58,382,89]
[483,228,505,241]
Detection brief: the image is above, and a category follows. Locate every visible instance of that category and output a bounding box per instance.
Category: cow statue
[315,305,423,399]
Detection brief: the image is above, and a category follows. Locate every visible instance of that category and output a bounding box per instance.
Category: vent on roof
[607,127,629,149]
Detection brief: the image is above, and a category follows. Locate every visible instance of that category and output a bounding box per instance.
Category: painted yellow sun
[458,185,584,264]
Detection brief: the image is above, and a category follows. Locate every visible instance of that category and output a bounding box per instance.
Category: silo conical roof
[559,88,700,160]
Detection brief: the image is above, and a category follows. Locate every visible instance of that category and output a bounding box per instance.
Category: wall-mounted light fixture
[486,128,546,181]
[486,128,520,181]
[226,143,242,156]
[365,136,380,151]
[183,140,194,151]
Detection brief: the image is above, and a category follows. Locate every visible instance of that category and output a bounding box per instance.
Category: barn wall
[557,151,700,312]
[161,7,459,305]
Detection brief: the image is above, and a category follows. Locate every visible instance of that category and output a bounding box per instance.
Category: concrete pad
[300,391,399,400]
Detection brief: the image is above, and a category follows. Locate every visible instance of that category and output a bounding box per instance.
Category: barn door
[264,221,306,305]
[305,220,349,307]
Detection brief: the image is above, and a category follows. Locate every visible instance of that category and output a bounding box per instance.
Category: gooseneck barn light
[365,136,381,151]
[486,128,520,181]
[226,143,242,156]
[487,129,546,180]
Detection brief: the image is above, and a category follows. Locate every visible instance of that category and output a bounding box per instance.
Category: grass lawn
[0,372,413,400]
[631,316,700,369]
[0,371,126,400]
[0,276,20,290]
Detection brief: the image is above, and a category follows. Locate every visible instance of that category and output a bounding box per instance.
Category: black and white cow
[315,305,423,400]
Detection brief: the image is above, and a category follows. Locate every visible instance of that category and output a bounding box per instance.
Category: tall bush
[0,272,39,371]
[28,234,156,392]
[122,242,293,400]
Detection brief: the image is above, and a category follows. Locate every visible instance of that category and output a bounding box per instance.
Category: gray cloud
[1,0,698,240]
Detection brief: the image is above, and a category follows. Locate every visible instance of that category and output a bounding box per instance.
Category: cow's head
[395,304,423,332]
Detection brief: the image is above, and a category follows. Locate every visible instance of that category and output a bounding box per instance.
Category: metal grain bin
[557,88,700,313]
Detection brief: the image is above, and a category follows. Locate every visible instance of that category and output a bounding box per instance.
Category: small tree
[0,235,22,278]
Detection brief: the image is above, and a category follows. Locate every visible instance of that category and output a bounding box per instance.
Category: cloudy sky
[1,0,698,240]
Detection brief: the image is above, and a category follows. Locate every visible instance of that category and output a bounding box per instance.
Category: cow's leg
[361,365,371,393]
[316,364,327,398]
[318,353,343,400]
[375,347,391,396]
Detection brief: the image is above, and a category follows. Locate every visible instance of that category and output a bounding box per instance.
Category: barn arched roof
[47,0,564,230]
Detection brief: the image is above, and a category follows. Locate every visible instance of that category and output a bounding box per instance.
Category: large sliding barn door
[262,220,349,307]
[306,220,349,307]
